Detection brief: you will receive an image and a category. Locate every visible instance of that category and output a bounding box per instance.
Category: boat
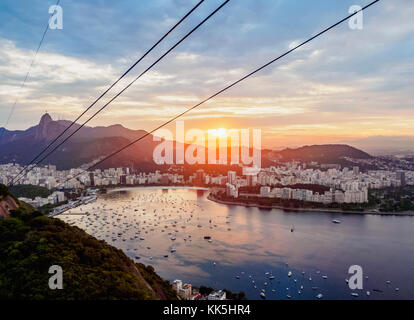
[260,292,266,299]
[269,275,275,280]
[288,271,292,277]
[322,275,328,279]
[351,292,359,297]
[316,293,323,299]
[332,219,341,224]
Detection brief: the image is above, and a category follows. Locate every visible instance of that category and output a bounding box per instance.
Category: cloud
[0,0,413,149]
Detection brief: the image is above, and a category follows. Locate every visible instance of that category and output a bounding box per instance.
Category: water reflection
[58,188,414,300]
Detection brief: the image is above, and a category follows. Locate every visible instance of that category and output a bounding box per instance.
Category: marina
[57,187,414,300]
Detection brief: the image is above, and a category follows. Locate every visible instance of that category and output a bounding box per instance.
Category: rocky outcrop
[0,195,18,217]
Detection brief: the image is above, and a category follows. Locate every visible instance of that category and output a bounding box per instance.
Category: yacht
[288,271,292,277]
[332,219,341,224]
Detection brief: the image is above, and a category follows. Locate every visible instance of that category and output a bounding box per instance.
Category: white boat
[260,292,266,298]
[351,292,359,297]
[316,293,323,299]
[288,271,292,277]
[332,219,341,224]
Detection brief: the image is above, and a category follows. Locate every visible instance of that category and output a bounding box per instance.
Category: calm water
[58,188,414,300]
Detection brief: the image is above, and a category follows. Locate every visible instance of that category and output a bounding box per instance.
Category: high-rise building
[172,280,182,293]
[260,186,271,197]
[397,171,406,186]
[226,183,238,198]
[246,174,257,187]
[89,172,95,186]
[194,169,205,185]
[353,166,360,175]
[227,171,236,185]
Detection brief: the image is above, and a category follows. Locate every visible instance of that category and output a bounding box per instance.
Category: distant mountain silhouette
[0,113,158,170]
[341,136,414,155]
[265,144,372,165]
[0,115,374,170]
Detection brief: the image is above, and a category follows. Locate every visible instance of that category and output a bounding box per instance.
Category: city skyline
[1,0,413,149]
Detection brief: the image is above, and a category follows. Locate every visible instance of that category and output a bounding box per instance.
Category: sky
[0,0,413,149]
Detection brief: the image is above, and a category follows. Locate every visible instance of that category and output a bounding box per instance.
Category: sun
[209,128,227,138]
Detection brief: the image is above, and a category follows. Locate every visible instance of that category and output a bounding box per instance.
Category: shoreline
[207,194,414,217]
[107,186,209,193]
[96,185,414,217]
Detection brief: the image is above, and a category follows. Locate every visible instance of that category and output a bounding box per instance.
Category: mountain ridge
[1,114,374,170]
[0,113,158,170]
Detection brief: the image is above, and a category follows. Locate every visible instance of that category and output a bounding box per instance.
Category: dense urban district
[1,156,413,214]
